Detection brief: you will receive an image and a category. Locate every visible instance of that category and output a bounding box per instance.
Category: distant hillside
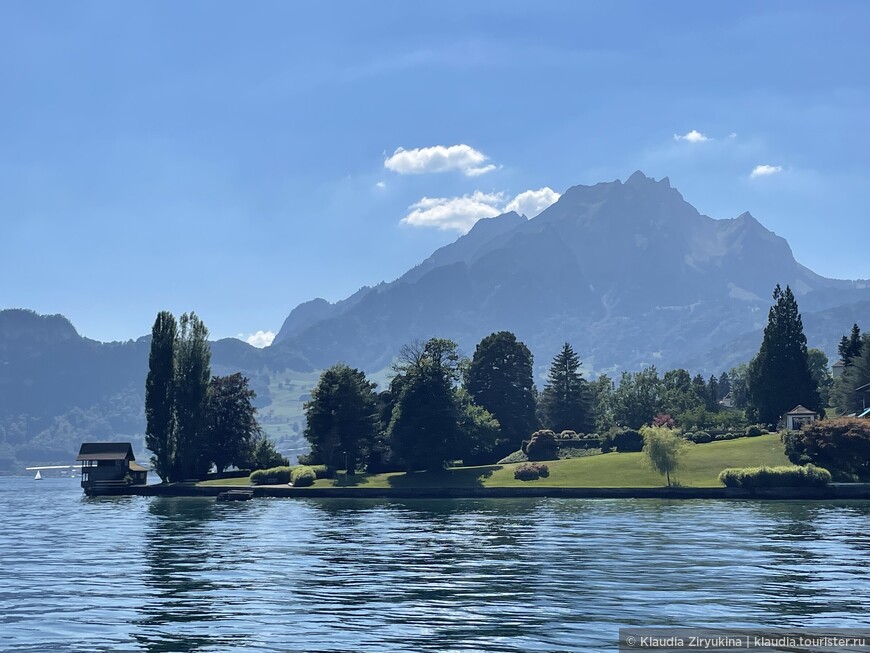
[3,171,868,471]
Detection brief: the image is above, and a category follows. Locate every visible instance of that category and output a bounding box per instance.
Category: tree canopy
[465,331,537,460]
[747,285,820,425]
[304,363,379,472]
[537,343,594,433]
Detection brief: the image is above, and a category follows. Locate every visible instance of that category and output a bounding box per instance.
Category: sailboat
[34,470,42,480]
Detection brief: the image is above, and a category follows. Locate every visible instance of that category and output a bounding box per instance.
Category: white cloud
[401,186,561,233]
[384,144,498,176]
[401,191,504,232]
[750,164,782,178]
[375,181,386,189]
[238,330,275,348]
[503,187,561,217]
[673,130,711,143]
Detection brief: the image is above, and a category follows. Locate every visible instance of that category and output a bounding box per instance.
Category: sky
[2,1,869,346]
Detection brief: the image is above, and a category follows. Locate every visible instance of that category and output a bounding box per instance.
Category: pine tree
[538,343,594,433]
[173,312,212,480]
[838,324,862,366]
[747,285,820,425]
[145,311,177,482]
[465,331,537,461]
[706,375,720,412]
[718,371,731,398]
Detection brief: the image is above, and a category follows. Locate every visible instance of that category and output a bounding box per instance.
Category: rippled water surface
[1,478,869,652]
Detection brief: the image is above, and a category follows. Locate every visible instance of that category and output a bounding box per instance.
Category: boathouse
[77,442,148,494]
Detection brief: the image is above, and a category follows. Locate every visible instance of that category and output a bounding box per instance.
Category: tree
[465,331,537,461]
[832,333,870,415]
[747,285,820,425]
[173,312,212,481]
[304,363,379,473]
[806,348,833,409]
[838,324,862,366]
[206,373,262,473]
[612,367,663,429]
[589,374,615,432]
[249,435,288,470]
[718,371,731,399]
[727,363,750,410]
[706,375,720,412]
[455,388,501,465]
[640,425,686,487]
[145,311,177,482]
[661,369,701,417]
[537,343,594,433]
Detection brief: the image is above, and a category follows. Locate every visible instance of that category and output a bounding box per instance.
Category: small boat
[216,490,253,502]
[34,470,42,480]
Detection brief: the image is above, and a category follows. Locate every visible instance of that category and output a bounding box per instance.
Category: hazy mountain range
[2,171,867,469]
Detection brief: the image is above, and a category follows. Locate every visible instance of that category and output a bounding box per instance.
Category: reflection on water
[0,479,869,652]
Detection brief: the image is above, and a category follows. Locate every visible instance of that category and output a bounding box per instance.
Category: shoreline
[89,483,870,500]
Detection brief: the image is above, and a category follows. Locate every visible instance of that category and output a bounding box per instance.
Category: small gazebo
[783,405,818,431]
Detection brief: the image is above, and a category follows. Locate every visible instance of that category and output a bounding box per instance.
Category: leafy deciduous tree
[465,331,537,461]
[206,373,262,473]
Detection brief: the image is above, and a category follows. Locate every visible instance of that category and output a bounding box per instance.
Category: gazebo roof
[785,405,817,416]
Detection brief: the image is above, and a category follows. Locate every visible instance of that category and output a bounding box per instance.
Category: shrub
[526,430,558,461]
[290,466,317,487]
[514,462,550,481]
[718,464,831,488]
[558,447,602,460]
[691,431,712,444]
[613,428,644,452]
[652,413,675,428]
[250,466,294,485]
[308,464,334,479]
[783,418,870,480]
[497,450,528,464]
[599,432,614,453]
[560,430,578,439]
[745,425,764,437]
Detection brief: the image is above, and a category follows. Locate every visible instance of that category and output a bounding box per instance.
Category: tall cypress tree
[538,343,594,433]
[173,312,212,480]
[747,285,820,425]
[145,311,177,482]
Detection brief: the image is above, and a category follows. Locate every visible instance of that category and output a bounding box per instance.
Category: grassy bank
[200,433,789,489]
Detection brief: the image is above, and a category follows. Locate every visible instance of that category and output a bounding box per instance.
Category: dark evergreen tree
[706,375,720,412]
[691,374,707,404]
[718,371,731,399]
[206,373,262,473]
[465,331,537,461]
[832,333,870,415]
[747,285,820,425]
[304,363,379,472]
[145,311,177,482]
[173,312,212,480]
[806,348,833,409]
[838,323,862,366]
[537,343,594,433]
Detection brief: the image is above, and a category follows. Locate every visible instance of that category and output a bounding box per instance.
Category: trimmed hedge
[497,450,529,464]
[718,464,831,488]
[250,466,294,485]
[514,462,550,481]
[290,466,316,487]
[526,430,558,461]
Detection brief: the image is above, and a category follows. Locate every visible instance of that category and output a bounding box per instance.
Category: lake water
[1,478,869,652]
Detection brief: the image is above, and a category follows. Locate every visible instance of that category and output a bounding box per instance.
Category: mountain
[270,171,869,374]
[3,172,868,470]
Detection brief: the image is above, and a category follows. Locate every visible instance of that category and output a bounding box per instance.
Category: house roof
[76,442,134,461]
[856,382,870,393]
[128,461,149,472]
[833,360,846,368]
[785,405,817,415]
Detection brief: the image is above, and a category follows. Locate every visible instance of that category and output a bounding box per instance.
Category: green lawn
[198,434,790,489]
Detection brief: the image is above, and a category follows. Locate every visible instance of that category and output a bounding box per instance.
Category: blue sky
[2,1,868,345]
